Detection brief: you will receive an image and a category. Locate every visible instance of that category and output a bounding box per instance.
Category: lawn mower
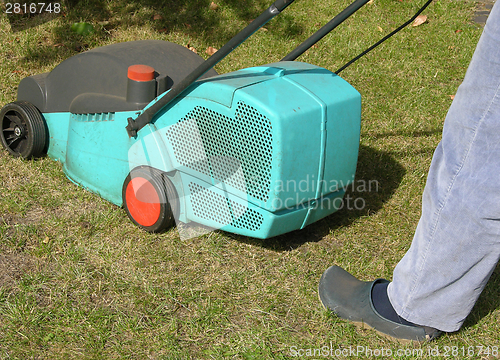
[0,0,430,239]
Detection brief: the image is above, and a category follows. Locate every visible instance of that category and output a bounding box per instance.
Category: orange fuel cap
[128,64,155,81]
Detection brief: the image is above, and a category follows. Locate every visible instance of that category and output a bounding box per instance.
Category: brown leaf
[206,46,218,56]
[377,26,383,32]
[449,95,455,100]
[412,15,427,27]
[455,29,462,34]
[209,2,219,10]
[186,44,198,54]
[153,14,163,21]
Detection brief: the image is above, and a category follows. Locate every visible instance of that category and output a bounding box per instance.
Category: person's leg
[319,2,500,340]
[388,1,500,333]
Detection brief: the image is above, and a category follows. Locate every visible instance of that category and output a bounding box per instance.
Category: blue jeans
[387,2,500,333]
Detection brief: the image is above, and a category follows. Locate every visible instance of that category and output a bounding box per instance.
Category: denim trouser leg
[387,2,500,333]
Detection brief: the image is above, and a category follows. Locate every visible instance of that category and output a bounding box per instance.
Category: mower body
[14,40,361,239]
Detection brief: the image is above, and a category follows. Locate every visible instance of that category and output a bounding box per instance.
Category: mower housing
[12,40,361,239]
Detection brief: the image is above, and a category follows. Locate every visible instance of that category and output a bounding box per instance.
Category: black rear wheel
[0,101,47,159]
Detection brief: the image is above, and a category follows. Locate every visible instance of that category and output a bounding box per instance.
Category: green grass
[1,0,499,359]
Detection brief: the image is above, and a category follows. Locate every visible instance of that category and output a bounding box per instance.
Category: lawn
[1,0,499,359]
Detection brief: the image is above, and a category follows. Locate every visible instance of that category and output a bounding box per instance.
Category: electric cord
[335,0,434,74]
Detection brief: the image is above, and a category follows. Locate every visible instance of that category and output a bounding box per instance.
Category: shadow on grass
[230,144,406,251]
[13,0,304,69]
[5,9,60,33]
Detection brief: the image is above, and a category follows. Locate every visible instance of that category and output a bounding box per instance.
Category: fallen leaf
[184,23,192,29]
[455,29,462,34]
[449,95,455,100]
[209,2,219,10]
[368,0,374,4]
[153,14,163,20]
[206,46,218,56]
[259,27,268,32]
[158,28,167,33]
[53,43,64,47]
[412,15,427,27]
[186,44,197,54]
[377,26,383,32]
[312,44,318,49]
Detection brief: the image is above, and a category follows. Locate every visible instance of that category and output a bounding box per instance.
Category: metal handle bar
[126,0,295,137]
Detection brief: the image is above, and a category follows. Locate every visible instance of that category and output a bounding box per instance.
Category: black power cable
[335,0,434,74]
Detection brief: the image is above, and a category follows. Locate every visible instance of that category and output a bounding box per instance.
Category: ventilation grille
[230,200,264,231]
[189,182,264,232]
[189,182,232,225]
[166,101,273,203]
[71,112,115,122]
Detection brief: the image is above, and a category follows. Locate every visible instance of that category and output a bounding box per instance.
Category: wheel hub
[14,126,22,137]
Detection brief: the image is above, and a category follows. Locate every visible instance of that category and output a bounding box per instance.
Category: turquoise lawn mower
[0,0,430,239]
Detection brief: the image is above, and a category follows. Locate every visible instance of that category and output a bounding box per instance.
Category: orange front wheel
[122,166,179,233]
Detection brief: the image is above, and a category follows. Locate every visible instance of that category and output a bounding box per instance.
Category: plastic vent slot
[71,112,115,122]
[189,182,264,232]
[166,101,273,203]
